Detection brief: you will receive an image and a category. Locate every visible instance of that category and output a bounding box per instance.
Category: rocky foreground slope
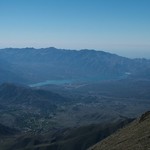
[88,111,150,150]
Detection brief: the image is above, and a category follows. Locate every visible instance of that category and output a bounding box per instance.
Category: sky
[0,0,150,58]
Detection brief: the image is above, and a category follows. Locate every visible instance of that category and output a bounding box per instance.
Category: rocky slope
[88,111,150,150]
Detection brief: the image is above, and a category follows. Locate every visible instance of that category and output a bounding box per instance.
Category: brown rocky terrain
[88,111,150,150]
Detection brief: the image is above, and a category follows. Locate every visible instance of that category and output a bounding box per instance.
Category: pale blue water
[29,79,74,87]
[29,74,127,87]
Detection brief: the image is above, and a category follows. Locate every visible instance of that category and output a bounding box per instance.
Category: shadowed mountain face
[0,47,150,84]
[88,111,150,150]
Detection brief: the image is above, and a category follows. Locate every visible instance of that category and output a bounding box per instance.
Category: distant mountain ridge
[0,47,150,84]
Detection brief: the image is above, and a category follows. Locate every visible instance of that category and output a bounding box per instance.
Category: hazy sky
[0,0,150,58]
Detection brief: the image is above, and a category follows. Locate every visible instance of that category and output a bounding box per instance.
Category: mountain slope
[0,123,18,137]
[0,83,67,106]
[0,83,68,131]
[88,111,150,150]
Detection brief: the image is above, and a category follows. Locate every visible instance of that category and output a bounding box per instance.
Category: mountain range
[0,47,150,85]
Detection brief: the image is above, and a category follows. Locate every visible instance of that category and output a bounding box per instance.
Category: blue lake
[29,75,126,87]
[29,79,75,87]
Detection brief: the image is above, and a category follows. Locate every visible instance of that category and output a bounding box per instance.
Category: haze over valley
[0,0,150,149]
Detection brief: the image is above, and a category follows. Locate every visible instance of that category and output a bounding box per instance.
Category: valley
[0,79,149,150]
